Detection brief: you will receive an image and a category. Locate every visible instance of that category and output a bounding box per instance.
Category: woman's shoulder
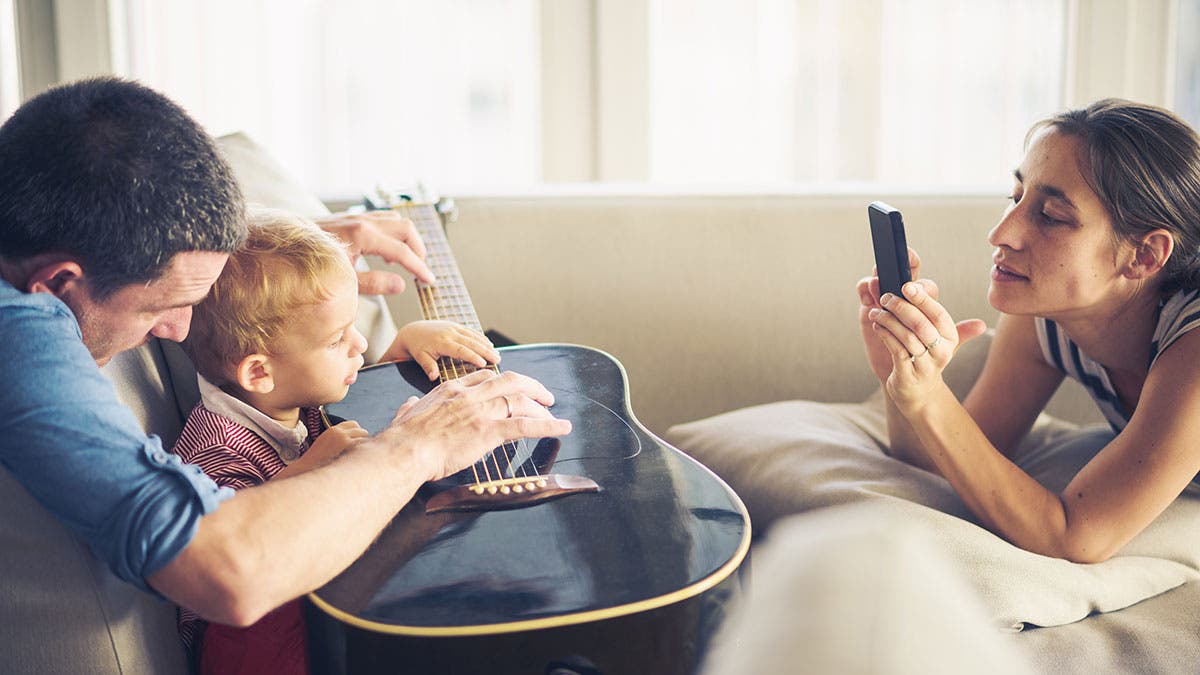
[1151,288,1200,364]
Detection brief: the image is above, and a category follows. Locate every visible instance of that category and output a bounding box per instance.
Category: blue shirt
[0,279,231,591]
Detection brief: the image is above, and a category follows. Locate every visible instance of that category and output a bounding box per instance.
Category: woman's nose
[988,202,1024,250]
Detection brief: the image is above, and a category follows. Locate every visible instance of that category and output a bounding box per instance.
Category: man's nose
[151,306,193,342]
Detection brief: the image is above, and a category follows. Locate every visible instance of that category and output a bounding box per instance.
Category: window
[118,0,540,197]
[100,0,1176,195]
[1176,0,1200,130]
[646,0,1065,186]
[0,0,19,121]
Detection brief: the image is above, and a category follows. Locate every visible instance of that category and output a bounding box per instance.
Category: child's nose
[349,327,368,356]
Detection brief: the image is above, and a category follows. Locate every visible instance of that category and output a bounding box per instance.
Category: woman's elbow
[1056,529,1122,564]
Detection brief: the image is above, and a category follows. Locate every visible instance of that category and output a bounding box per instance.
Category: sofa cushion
[666,336,1200,630]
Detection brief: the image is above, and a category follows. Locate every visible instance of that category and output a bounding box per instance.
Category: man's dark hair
[0,77,246,298]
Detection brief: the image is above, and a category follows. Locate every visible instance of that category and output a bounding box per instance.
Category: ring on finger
[926,336,943,351]
[502,395,513,419]
[909,346,930,364]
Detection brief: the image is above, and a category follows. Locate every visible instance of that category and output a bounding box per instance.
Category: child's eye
[329,334,346,348]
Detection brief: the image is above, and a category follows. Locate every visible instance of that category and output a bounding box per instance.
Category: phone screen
[868,201,912,299]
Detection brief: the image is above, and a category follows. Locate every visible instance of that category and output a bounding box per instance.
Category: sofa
[1,131,1196,673]
[405,189,1200,674]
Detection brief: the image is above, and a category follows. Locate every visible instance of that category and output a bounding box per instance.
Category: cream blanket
[667,394,1200,630]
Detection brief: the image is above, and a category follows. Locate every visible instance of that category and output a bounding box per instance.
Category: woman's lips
[991,263,1029,282]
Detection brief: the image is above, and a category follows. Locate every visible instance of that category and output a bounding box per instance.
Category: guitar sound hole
[545,655,604,675]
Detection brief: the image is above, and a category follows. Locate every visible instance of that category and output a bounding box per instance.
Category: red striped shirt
[171,403,324,674]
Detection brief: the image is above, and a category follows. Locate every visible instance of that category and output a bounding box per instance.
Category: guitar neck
[392,202,487,378]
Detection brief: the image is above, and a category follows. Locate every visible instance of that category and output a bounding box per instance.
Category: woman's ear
[234,354,275,394]
[1125,229,1174,280]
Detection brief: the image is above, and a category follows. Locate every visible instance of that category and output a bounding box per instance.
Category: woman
[859,99,1200,563]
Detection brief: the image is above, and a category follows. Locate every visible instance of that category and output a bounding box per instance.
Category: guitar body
[310,343,750,674]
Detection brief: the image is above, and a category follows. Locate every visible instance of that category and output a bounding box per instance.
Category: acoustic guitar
[308,191,750,675]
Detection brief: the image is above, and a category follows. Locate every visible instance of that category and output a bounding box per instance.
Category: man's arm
[148,369,571,625]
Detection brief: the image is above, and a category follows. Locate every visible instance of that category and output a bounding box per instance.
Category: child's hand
[385,320,501,380]
[276,421,368,480]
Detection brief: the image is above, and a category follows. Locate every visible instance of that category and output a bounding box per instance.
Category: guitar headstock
[363,184,457,225]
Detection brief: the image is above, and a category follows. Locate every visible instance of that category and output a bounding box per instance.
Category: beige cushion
[700,503,1037,675]
[667,334,1200,631]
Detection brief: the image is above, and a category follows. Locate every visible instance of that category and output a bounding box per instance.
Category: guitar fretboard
[394,202,487,380]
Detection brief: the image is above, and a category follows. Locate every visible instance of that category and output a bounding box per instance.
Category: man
[0,78,570,636]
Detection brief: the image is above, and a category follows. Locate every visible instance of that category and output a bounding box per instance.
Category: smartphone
[868,201,912,299]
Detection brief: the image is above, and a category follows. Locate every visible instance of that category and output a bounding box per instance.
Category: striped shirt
[171,402,324,667]
[1035,288,1200,432]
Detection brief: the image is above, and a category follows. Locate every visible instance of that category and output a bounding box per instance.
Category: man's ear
[1125,230,1174,281]
[26,259,86,297]
[234,354,275,394]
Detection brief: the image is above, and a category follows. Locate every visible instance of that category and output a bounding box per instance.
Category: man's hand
[383,369,573,482]
[316,211,435,294]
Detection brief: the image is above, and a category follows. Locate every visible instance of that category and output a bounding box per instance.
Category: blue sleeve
[0,296,232,590]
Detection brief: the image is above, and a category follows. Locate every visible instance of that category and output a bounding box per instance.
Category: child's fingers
[393,395,421,420]
[339,421,369,439]
[412,352,441,381]
[445,341,491,368]
[452,326,500,363]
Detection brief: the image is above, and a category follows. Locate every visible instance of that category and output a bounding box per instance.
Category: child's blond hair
[183,207,352,385]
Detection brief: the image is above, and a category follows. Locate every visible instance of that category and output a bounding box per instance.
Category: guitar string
[420,234,516,484]
[416,281,485,485]
[405,203,534,484]
[420,219,528,482]
[422,211,534,482]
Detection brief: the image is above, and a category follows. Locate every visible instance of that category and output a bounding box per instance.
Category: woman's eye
[330,335,346,348]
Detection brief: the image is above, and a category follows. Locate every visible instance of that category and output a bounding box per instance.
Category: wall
[379,192,1102,435]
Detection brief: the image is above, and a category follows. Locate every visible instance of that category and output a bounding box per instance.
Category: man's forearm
[148,436,428,626]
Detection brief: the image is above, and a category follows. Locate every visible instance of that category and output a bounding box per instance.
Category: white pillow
[667,396,1200,630]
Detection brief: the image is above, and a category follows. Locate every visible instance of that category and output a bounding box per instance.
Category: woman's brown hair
[1030,99,1200,292]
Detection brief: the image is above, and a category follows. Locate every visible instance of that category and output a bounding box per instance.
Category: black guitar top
[313,343,750,636]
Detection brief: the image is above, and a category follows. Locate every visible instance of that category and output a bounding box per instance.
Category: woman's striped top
[1035,288,1200,432]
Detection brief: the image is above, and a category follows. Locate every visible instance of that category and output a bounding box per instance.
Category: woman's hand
[858,248,922,383]
[867,279,987,412]
[378,320,501,378]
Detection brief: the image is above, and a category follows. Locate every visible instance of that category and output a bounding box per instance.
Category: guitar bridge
[424,474,600,514]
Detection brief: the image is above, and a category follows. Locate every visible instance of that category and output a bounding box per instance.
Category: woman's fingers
[874,283,953,349]
[868,304,930,359]
[872,322,913,367]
